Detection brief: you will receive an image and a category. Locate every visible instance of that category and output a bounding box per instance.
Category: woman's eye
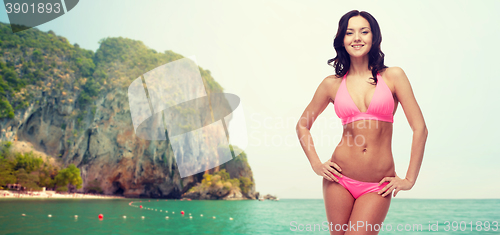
[346,32,352,35]
[362,31,369,34]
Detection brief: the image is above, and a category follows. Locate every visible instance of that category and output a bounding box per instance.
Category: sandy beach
[0,190,124,199]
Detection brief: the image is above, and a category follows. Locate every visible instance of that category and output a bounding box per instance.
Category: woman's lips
[352,45,364,50]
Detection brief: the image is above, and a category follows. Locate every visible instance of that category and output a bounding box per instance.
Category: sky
[1,0,499,199]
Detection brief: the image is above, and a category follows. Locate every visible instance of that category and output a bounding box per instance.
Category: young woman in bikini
[296,10,428,234]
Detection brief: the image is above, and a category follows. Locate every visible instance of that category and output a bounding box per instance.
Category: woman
[296,10,428,234]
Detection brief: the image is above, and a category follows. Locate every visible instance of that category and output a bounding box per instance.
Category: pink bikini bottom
[334,174,389,199]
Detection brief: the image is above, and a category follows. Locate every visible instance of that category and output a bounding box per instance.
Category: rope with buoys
[129,200,234,221]
[13,200,235,222]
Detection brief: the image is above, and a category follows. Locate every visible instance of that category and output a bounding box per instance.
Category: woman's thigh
[323,178,355,235]
[346,192,391,235]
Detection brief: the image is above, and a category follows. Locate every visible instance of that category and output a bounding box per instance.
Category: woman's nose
[354,33,361,41]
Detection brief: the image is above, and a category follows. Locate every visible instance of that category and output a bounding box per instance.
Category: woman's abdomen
[331,121,396,182]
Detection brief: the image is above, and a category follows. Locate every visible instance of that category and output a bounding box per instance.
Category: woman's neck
[348,56,370,77]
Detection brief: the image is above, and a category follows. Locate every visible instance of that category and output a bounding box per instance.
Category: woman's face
[343,16,372,58]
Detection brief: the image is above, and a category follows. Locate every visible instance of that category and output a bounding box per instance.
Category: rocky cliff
[0,23,256,199]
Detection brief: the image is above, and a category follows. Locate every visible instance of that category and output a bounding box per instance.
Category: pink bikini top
[334,72,394,125]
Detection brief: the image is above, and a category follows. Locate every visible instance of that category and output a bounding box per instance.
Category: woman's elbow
[411,123,427,136]
[420,125,428,137]
[295,122,303,134]
[296,122,309,134]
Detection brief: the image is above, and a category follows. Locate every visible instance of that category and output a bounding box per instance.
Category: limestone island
[0,23,263,199]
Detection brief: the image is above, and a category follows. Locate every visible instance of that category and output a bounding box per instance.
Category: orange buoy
[98,214,103,219]
[181,211,185,215]
[140,205,143,209]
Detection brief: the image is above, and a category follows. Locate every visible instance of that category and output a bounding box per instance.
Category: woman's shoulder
[320,74,343,90]
[314,75,343,100]
[380,67,410,93]
[380,67,406,80]
[323,74,343,84]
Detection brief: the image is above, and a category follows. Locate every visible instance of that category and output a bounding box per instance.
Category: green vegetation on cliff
[185,169,254,199]
[0,141,82,192]
[0,23,95,118]
[0,22,223,121]
[196,169,240,191]
[53,163,82,192]
[185,147,255,199]
[219,146,255,194]
[187,170,240,193]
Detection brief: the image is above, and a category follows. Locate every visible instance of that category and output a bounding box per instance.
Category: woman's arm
[378,67,428,197]
[296,76,343,182]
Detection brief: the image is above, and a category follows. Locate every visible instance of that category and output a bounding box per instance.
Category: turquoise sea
[0,199,499,234]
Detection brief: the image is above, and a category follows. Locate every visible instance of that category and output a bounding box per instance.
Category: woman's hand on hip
[377,176,414,197]
[312,160,343,182]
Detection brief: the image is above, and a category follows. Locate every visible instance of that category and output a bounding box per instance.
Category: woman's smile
[351,44,365,50]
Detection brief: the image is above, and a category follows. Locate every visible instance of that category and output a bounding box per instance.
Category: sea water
[0,199,498,234]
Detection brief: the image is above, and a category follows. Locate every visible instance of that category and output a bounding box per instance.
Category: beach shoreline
[0,190,124,199]
[0,190,266,201]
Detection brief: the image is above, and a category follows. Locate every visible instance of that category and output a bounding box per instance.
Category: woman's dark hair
[327,10,387,84]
